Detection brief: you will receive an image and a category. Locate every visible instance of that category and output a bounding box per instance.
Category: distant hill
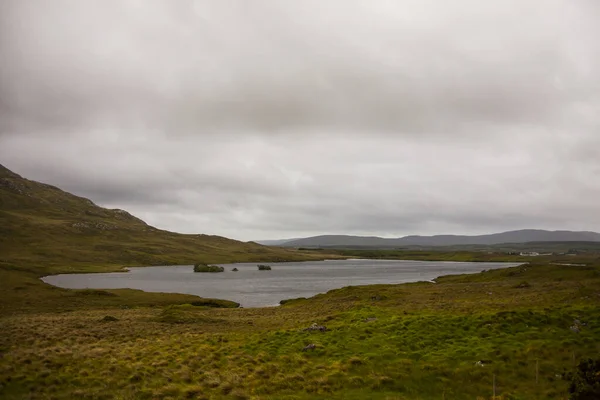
[0,164,318,272]
[277,229,600,249]
[255,238,303,246]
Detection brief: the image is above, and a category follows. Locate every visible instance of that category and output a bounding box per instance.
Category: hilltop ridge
[264,229,600,248]
[0,164,319,272]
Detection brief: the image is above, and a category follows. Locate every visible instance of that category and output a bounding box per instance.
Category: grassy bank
[2,261,599,399]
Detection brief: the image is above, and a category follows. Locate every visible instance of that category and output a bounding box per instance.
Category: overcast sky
[1,1,599,241]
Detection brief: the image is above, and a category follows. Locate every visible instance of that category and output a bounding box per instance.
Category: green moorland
[1,260,599,399]
[0,164,333,314]
[1,164,600,399]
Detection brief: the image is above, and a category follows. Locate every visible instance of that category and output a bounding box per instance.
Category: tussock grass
[1,262,599,399]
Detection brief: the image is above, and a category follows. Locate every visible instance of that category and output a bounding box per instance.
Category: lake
[42,259,520,308]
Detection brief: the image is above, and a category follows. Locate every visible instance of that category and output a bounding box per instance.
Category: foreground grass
[1,262,599,399]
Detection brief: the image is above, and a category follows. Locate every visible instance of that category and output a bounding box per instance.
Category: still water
[42,259,519,308]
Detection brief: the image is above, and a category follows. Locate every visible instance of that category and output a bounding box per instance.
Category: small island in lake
[257,264,272,271]
[232,267,239,272]
[193,263,225,273]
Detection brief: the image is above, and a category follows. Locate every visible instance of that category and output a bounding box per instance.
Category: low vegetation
[1,260,599,399]
[2,166,600,399]
[194,263,225,273]
[565,358,600,399]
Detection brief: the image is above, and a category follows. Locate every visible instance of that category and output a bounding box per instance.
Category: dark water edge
[42,259,521,308]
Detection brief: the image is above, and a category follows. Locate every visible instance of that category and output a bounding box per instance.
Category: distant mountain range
[257,230,600,248]
[255,238,303,246]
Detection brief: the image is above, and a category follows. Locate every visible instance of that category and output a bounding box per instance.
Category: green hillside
[0,164,329,315]
[0,164,323,275]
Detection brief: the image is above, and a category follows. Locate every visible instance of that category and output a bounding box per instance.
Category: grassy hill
[0,164,329,314]
[0,164,325,274]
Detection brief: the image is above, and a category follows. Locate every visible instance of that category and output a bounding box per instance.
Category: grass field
[2,165,600,399]
[1,260,599,399]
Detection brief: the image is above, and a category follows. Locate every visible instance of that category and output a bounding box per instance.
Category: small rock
[302,344,316,351]
[570,325,580,333]
[475,361,485,367]
[304,323,327,332]
[365,317,377,322]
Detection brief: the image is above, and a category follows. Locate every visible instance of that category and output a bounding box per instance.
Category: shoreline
[40,259,523,309]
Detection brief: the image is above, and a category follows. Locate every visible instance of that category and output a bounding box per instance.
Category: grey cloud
[1,0,599,241]
[2,0,598,135]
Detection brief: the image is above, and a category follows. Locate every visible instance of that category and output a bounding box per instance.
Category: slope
[0,164,322,275]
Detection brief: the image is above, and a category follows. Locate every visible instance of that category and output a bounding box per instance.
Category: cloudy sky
[1,1,599,241]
